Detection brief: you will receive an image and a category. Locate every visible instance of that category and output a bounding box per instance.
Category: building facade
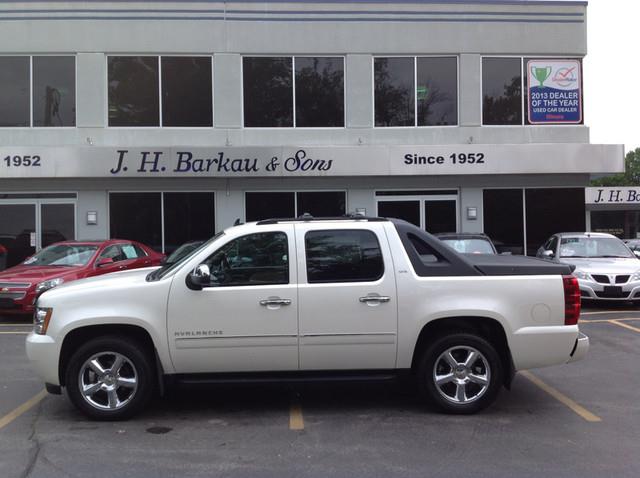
[0,0,624,268]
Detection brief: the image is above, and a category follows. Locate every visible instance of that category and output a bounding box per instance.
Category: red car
[0,239,164,314]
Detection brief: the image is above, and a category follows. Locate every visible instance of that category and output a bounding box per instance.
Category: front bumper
[567,332,589,363]
[25,332,60,386]
[578,277,640,301]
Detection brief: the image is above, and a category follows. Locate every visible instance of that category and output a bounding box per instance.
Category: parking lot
[1,305,639,478]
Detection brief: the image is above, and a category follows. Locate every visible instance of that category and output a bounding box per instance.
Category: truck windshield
[148,232,225,281]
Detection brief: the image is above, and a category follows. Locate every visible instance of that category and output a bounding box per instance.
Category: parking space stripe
[0,390,47,431]
[0,323,32,327]
[580,318,639,323]
[289,401,304,430]
[520,371,601,422]
[608,319,640,333]
[0,331,29,335]
[580,310,639,315]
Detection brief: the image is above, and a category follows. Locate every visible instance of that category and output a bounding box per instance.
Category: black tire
[417,333,503,414]
[65,335,155,421]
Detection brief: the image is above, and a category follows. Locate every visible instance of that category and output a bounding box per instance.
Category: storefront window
[108,56,159,126]
[243,57,293,127]
[109,192,216,253]
[525,188,585,256]
[161,57,212,127]
[163,192,215,254]
[32,56,76,127]
[295,57,344,128]
[110,193,162,251]
[482,57,522,125]
[417,57,458,126]
[483,189,525,255]
[245,191,346,221]
[591,211,640,239]
[374,57,415,127]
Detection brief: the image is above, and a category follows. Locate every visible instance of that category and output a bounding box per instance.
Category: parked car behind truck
[27,217,587,420]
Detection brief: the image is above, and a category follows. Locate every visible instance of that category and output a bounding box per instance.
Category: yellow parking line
[609,319,640,333]
[0,323,32,327]
[0,331,29,335]
[580,310,638,316]
[580,318,640,323]
[289,401,304,431]
[0,390,47,431]
[520,371,601,422]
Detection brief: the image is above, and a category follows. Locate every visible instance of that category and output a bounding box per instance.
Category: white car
[26,217,588,420]
[537,232,640,301]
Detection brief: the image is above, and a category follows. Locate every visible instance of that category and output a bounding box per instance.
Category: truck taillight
[563,275,581,326]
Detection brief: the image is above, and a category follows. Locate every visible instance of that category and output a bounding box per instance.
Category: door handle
[259,298,292,306]
[359,296,391,303]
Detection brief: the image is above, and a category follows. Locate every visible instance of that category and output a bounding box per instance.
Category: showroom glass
[204,232,289,286]
[109,192,215,253]
[41,203,75,247]
[245,191,346,221]
[243,57,293,127]
[163,192,215,254]
[377,201,421,227]
[295,57,344,127]
[0,57,29,127]
[161,57,212,127]
[374,57,414,127]
[483,189,524,255]
[108,56,159,126]
[32,56,76,127]
[416,57,458,126]
[109,193,162,251]
[305,230,384,283]
[525,188,585,256]
[591,210,640,239]
[482,57,522,125]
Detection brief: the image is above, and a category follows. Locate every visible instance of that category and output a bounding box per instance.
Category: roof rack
[256,214,389,226]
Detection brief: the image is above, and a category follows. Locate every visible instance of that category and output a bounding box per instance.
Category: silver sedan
[537,232,640,301]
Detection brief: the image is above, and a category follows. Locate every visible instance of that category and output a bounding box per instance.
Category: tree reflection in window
[374,58,415,127]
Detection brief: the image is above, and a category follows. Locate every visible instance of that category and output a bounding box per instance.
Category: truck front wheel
[417,333,503,414]
[64,336,155,420]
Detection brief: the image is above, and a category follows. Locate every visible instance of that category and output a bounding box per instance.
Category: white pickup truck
[26,217,588,420]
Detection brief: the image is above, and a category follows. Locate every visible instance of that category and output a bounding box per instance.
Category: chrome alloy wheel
[432,346,490,404]
[78,351,138,410]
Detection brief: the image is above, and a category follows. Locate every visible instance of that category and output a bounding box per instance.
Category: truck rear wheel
[65,336,154,420]
[417,333,502,414]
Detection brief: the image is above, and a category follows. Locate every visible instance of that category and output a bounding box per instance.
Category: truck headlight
[35,277,64,296]
[573,269,590,280]
[33,307,53,335]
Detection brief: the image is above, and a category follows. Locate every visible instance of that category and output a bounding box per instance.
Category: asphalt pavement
[1,305,639,478]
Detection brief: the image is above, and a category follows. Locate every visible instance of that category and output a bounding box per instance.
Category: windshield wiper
[599,255,632,258]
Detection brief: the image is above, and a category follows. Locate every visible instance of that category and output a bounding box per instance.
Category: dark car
[0,239,164,314]
[436,233,499,254]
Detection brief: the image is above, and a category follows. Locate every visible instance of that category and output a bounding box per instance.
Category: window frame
[105,54,214,129]
[0,54,77,129]
[241,55,347,129]
[243,189,348,222]
[480,54,584,127]
[107,190,217,253]
[372,55,460,129]
[304,228,385,284]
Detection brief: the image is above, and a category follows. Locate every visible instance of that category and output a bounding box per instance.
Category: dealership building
[0,0,624,266]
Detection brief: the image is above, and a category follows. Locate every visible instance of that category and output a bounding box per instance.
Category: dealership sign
[586,187,640,205]
[0,143,623,178]
[527,59,582,124]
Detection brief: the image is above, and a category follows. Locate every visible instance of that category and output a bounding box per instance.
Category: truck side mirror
[186,264,211,291]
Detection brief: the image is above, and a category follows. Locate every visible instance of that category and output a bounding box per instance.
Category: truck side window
[305,230,384,283]
[408,234,445,264]
[203,232,289,287]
